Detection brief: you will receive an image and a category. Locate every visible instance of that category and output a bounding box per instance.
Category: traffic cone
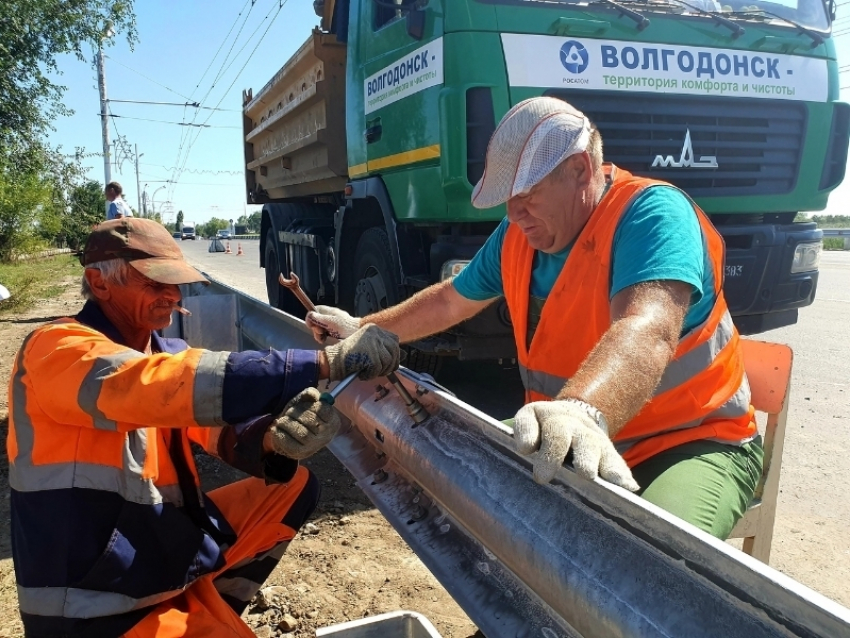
[236,243,243,256]
[225,241,232,254]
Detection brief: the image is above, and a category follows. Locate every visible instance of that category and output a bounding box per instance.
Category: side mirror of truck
[373,0,427,39]
[406,6,425,40]
[824,0,836,22]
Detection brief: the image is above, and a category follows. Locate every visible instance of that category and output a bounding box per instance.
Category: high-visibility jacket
[502,165,756,468]
[7,301,319,637]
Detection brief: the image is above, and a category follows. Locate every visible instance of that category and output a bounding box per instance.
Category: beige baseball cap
[471,97,593,209]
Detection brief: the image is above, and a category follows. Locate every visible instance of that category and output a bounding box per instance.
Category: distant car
[172,232,181,239]
[217,230,232,239]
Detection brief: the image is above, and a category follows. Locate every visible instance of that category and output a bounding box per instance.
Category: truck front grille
[545,90,807,197]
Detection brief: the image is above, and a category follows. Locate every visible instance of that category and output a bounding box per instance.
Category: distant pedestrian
[105,181,134,220]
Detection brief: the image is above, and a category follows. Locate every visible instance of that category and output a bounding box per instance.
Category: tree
[811,214,850,228]
[175,210,184,233]
[0,1,137,148]
[201,218,229,239]
[0,1,137,261]
[0,156,53,262]
[64,180,106,251]
[237,211,261,233]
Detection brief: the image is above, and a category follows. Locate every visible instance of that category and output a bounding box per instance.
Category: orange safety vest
[501,165,756,468]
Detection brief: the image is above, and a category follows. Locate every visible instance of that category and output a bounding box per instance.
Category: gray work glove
[324,323,400,381]
[514,400,639,491]
[306,305,361,342]
[269,388,341,460]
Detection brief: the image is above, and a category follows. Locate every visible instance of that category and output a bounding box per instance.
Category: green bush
[823,237,845,251]
[0,255,83,313]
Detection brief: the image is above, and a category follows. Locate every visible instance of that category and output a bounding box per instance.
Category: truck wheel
[353,228,401,315]
[264,229,305,318]
[353,228,442,377]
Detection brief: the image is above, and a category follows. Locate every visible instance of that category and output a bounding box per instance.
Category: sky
[48,1,850,227]
[48,0,321,228]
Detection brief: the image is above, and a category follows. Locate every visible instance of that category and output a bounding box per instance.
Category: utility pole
[97,43,111,187]
[134,144,143,216]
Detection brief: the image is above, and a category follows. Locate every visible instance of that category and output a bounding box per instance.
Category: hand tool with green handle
[319,372,359,406]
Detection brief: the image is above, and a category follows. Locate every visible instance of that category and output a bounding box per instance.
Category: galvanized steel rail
[174,278,850,638]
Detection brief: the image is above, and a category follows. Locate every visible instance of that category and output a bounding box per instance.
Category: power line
[139,162,242,176]
[168,0,259,197]
[169,1,285,198]
[104,55,194,101]
[106,113,240,128]
[214,4,280,89]
[108,99,239,112]
[159,181,243,187]
[190,0,255,100]
[138,177,241,186]
[207,0,259,95]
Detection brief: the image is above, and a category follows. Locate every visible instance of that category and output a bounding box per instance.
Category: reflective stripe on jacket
[501,165,756,468]
[7,302,314,637]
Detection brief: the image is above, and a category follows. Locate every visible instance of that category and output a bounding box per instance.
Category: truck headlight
[791,242,821,273]
[440,260,470,281]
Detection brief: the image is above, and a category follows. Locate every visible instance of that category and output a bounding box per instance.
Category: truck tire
[264,229,305,318]
[353,228,401,315]
[353,228,441,377]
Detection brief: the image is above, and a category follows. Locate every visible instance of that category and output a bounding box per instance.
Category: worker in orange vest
[308,97,763,540]
[7,218,399,637]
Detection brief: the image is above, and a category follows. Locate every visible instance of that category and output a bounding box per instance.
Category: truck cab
[246,0,847,359]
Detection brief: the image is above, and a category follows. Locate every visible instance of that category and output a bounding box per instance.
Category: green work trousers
[631,437,764,539]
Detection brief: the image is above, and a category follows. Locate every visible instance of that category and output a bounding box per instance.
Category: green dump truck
[244,0,847,361]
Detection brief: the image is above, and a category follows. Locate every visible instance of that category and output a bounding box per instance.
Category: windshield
[476,0,831,32]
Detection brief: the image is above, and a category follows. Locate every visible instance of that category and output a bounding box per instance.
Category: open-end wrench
[279,271,428,424]
[278,272,314,314]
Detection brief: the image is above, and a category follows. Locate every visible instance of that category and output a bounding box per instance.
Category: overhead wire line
[103,55,194,101]
[205,0,258,94]
[108,99,239,111]
[189,0,254,100]
[168,0,262,199]
[212,3,282,89]
[169,0,285,194]
[107,113,240,128]
[139,162,242,176]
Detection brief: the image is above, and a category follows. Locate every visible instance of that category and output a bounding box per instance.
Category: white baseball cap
[471,97,593,209]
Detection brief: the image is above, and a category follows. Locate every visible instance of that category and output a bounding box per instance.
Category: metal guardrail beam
[820,229,850,236]
[176,278,850,638]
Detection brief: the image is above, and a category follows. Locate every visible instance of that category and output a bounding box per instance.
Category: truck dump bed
[242,29,347,202]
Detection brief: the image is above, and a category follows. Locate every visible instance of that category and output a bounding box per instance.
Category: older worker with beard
[6,218,399,637]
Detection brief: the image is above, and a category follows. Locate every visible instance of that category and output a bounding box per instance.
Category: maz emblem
[652,129,718,169]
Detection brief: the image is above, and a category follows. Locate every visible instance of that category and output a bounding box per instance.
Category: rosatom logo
[560,41,589,74]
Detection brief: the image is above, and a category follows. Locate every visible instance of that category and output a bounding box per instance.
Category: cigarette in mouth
[176,307,192,316]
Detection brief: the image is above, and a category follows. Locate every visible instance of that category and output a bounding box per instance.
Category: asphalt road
[180,237,850,605]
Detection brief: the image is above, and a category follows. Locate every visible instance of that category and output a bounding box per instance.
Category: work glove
[306,305,361,343]
[514,400,639,491]
[324,323,400,381]
[268,388,341,460]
